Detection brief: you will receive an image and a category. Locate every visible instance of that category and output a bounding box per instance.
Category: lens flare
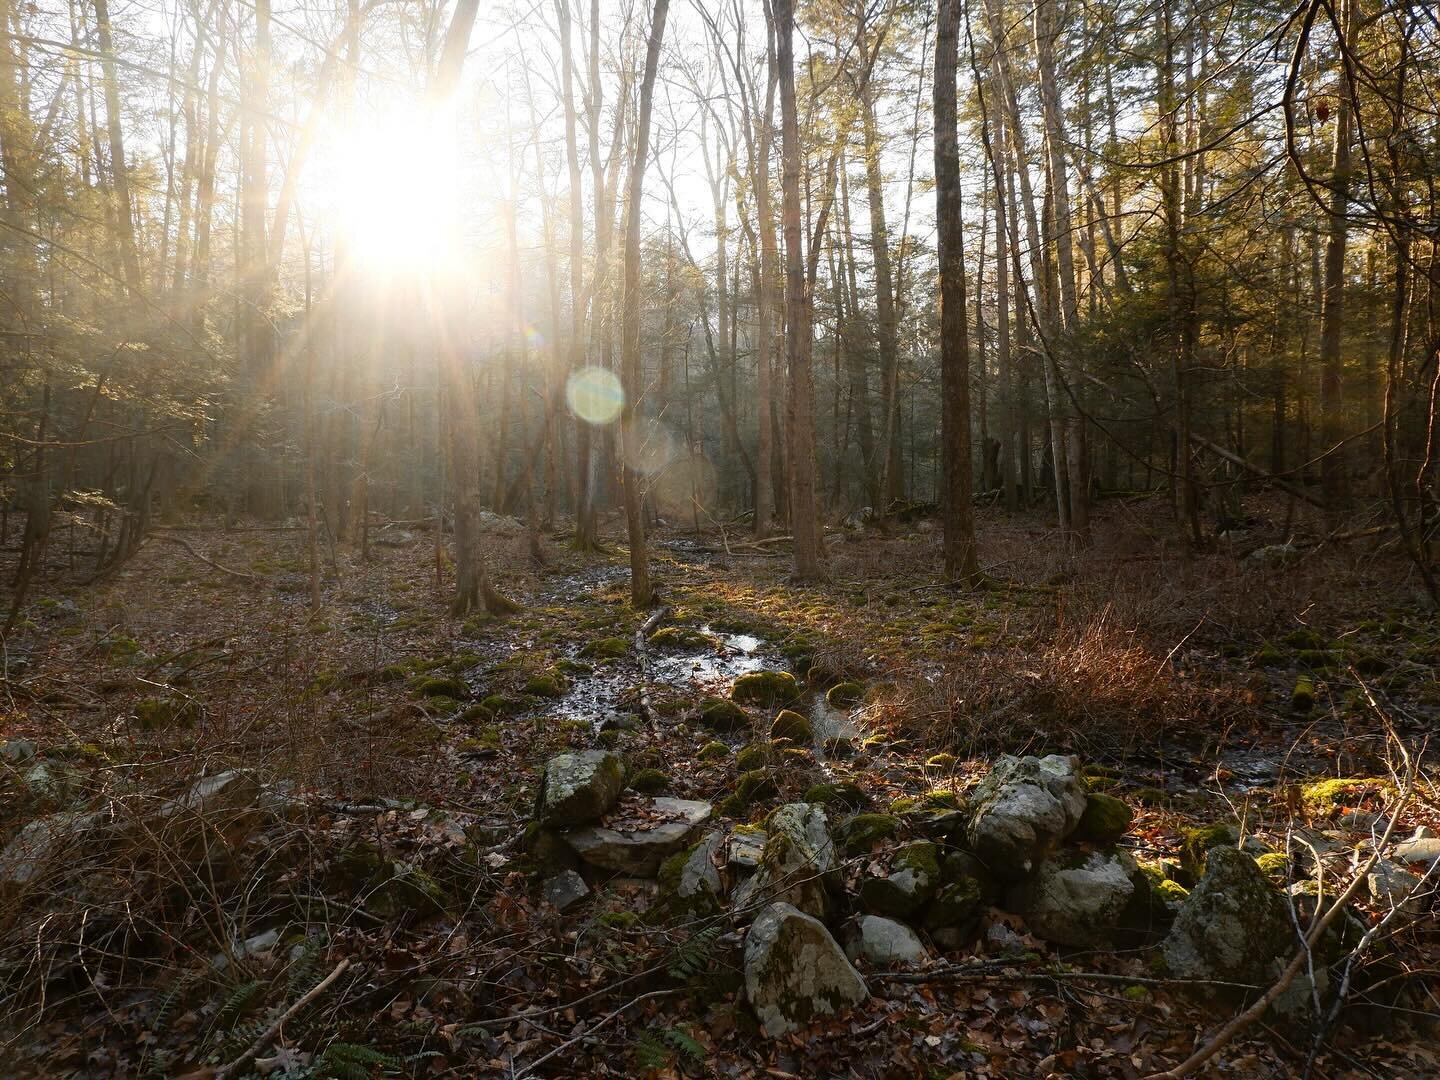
[566,366,624,425]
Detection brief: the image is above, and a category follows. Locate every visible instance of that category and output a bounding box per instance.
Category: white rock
[0,811,108,890]
[1365,858,1427,918]
[1016,849,1137,947]
[965,755,1086,881]
[846,915,928,966]
[744,902,868,1037]
[535,751,625,828]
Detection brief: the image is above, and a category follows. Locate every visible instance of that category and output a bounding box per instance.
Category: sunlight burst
[325,103,460,275]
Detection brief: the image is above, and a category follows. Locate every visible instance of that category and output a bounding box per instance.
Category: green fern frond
[666,924,722,981]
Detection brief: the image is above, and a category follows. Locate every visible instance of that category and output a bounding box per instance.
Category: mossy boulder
[859,841,940,919]
[699,741,729,762]
[699,697,750,733]
[802,781,869,811]
[1162,845,1318,1020]
[732,670,801,707]
[523,672,567,698]
[1254,852,1290,884]
[1291,675,1316,713]
[743,902,868,1038]
[1132,786,1170,807]
[825,682,864,708]
[749,803,838,919]
[1280,627,1328,650]
[1179,824,1270,887]
[579,637,629,660]
[479,693,531,717]
[1072,793,1133,844]
[838,813,899,855]
[925,753,958,771]
[770,709,812,743]
[652,833,724,920]
[1013,847,1139,947]
[628,768,669,795]
[534,750,626,828]
[964,754,1087,882]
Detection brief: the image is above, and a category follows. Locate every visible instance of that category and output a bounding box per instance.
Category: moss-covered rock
[923,876,983,930]
[859,841,940,918]
[825,681,864,708]
[1072,793,1133,844]
[535,750,626,827]
[1250,644,1286,668]
[770,709,812,743]
[1280,627,1328,650]
[1291,675,1316,713]
[736,744,774,772]
[523,672,566,698]
[1132,786,1170,807]
[925,753,958,771]
[802,781,869,810]
[732,670,801,707]
[1300,777,1392,815]
[628,768,669,795]
[579,637,629,660]
[479,693,532,717]
[134,696,198,731]
[412,674,467,699]
[1179,823,1269,882]
[719,769,780,818]
[838,813,899,855]
[649,626,718,650]
[699,697,750,732]
[699,741,729,761]
[1254,852,1290,884]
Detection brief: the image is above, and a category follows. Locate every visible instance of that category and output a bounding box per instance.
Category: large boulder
[564,797,712,876]
[845,915,929,967]
[1163,845,1320,1020]
[0,811,109,891]
[744,902,869,1037]
[151,770,264,858]
[748,803,837,919]
[965,755,1087,880]
[535,751,625,828]
[1014,848,1138,947]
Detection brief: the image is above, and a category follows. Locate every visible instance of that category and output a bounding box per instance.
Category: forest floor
[0,494,1437,1078]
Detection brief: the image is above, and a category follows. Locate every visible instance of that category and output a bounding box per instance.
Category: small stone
[727,829,766,871]
[846,915,929,966]
[744,902,868,1037]
[731,670,801,707]
[543,869,590,912]
[1364,858,1424,918]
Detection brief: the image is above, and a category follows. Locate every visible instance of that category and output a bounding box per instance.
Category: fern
[666,924,722,981]
[631,1027,706,1071]
[312,1040,403,1080]
[213,979,264,1032]
[286,938,325,995]
[152,969,203,1034]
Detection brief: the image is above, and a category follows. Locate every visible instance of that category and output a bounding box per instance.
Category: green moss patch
[731,670,801,707]
[825,681,864,708]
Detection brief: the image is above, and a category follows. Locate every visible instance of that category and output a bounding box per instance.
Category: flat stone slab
[565,798,713,876]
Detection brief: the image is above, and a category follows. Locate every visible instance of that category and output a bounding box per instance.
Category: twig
[633,605,671,730]
[214,958,350,1080]
[513,989,679,1079]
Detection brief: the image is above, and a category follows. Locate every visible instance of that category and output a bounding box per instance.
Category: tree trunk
[619,0,668,608]
[935,0,980,585]
[776,0,821,580]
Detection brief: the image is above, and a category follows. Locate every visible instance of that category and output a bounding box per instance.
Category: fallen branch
[1145,773,1413,1080]
[150,532,262,583]
[633,605,671,730]
[1189,433,1325,509]
[214,958,349,1080]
